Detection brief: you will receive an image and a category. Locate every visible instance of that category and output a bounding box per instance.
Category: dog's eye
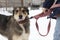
[22,10,25,13]
[16,10,18,12]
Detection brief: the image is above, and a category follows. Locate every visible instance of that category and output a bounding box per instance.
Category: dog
[0,7,30,40]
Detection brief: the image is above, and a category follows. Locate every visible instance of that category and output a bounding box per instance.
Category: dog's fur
[0,7,30,40]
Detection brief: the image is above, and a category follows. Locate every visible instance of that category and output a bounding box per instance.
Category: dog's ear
[26,8,29,15]
[13,7,16,16]
[24,7,29,15]
[13,9,14,16]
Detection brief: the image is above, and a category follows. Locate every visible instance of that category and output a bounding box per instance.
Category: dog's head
[13,7,29,22]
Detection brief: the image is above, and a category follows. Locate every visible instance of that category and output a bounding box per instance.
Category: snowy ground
[0,8,56,40]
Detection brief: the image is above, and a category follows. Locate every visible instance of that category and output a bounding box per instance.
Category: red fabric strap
[35,19,51,36]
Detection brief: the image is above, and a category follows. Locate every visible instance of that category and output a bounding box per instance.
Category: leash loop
[35,17,51,36]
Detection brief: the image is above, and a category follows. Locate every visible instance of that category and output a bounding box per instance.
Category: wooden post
[21,0,24,7]
[0,1,2,7]
[6,0,7,11]
[13,0,15,7]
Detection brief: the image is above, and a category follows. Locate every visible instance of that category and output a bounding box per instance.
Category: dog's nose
[19,15,22,19]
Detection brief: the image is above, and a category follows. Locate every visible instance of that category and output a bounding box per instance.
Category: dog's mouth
[18,19,24,22]
[18,18,28,24]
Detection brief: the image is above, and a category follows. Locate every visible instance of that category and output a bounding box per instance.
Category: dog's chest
[19,24,25,33]
[12,33,29,40]
[12,24,29,40]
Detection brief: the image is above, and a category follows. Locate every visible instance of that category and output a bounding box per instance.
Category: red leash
[35,18,51,36]
[29,4,60,36]
[29,11,51,36]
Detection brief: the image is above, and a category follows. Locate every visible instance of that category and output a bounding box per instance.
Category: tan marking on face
[14,13,20,21]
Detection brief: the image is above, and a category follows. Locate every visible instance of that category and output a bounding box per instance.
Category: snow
[0,8,13,16]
